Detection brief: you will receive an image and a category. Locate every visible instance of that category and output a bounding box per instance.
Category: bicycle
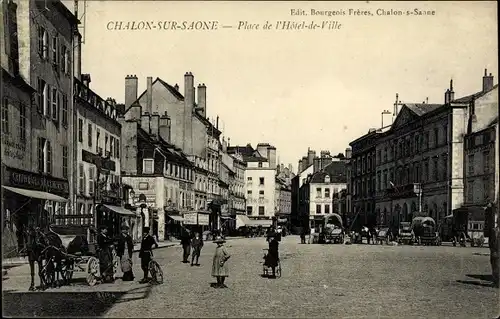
[146,251,163,285]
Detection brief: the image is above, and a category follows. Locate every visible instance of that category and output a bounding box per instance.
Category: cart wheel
[41,260,55,288]
[87,256,100,286]
[87,274,98,286]
[148,260,163,284]
[64,261,74,283]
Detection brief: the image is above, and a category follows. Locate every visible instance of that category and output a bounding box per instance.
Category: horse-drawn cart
[41,225,118,287]
[412,217,441,246]
[398,222,414,245]
[376,227,391,245]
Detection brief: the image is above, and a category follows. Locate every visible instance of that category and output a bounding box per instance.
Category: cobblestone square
[2,236,499,318]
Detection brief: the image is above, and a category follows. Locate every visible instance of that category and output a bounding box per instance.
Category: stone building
[1,0,77,252]
[275,177,292,228]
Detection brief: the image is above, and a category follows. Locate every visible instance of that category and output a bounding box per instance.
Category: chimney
[150,112,160,139]
[197,83,207,117]
[307,149,315,166]
[313,158,320,173]
[174,83,179,91]
[345,148,352,159]
[81,74,91,87]
[159,112,171,143]
[147,76,153,114]
[183,72,194,153]
[216,116,219,129]
[483,69,494,92]
[73,31,82,79]
[444,79,454,104]
[141,113,151,133]
[125,75,138,108]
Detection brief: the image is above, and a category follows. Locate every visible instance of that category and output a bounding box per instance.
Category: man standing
[486,202,499,287]
[180,229,192,263]
[191,232,204,266]
[139,226,158,284]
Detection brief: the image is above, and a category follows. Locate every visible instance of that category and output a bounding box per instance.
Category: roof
[227,144,255,157]
[54,1,80,26]
[453,84,499,103]
[405,103,443,116]
[309,161,347,183]
[242,155,268,163]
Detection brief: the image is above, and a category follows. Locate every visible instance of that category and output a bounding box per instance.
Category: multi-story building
[1,0,78,250]
[123,73,223,231]
[229,152,247,216]
[70,75,124,237]
[120,92,195,241]
[371,71,497,229]
[275,177,292,228]
[302,161,347,230]
[462,73,498,229]
[292,162,314,229]
[343,148,353,226]
[228,144,275,228]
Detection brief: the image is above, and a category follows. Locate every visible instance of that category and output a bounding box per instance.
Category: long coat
[211,245,230,277]
[265,238,279,267]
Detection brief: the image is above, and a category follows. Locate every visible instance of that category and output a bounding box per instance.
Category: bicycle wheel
[148,260,163,284]
[276,260,282,278]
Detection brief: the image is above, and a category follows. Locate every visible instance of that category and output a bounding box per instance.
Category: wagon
[376,227,391,245]
[49,225,118,287]
[398,222,414,245]
[323,213,344,244]
[412,217,441,246]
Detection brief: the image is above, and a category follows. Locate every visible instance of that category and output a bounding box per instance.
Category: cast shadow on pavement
[456,274,498,288]
[2,285,154,317]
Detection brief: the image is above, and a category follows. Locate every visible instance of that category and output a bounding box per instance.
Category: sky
[62,1,498,172]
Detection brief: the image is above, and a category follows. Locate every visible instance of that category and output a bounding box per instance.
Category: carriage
[398,222,414,245]
[412,217,441,246]
[375,227,391,245]
[38,225,118,288]
[323,213,345,244]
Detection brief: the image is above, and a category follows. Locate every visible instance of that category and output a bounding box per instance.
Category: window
[36,78,46,114]
[425,132,430,150]
[442,156,448,181]
[432,158,438,181]
[1,98,9,134]
[88,167,94,195]
[110,137,114,157]
[434,128,439,147]
[96,129,100,152]
[46,141,52,174]
[51,87,58,121]
[443,125,448,144]
[247,190,252,195]
[423,160,429,182]
[143,159,154,174]
[325,204,330,215]
[468,154,475,175]
[51,36,58,66]
[484,151,490,173]
[325,188,330,198]
[19,103,26,140]
[259,177,264,185]
[87,124,92,147]
[259,190,264,197]
[61,45,69,74]
[383,148,387,162]
[258,162,262,168]
[247,206,253,215]
[61,94,68,126]
[247,177,252,182]
[38,137,46,172]
[62,146,68,178]
[483,178,490,200]
[316,204,321,214]
[258,206,265,215]
[38,26,48,59]
[467,181,474,202]
[78,119,83,142]
[115,140,120,158]
[105,134,109,156]
[78,164,85,193]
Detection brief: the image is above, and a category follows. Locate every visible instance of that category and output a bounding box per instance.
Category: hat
[143,226,150,232]
[99,225,108,230]
[213,236,226,244]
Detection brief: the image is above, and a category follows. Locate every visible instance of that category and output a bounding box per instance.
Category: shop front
[97,204,137,239]
[183,211,210,234]
[1,165,69,257]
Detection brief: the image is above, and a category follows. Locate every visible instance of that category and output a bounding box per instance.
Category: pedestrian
[300,228,306,244]
[97,225,114,283]
[138,226,158,284]
[180,229,192,263]
[211,236,231,288]
[116,224,134,281]
[191,232,204,266]
[264,234,280,278]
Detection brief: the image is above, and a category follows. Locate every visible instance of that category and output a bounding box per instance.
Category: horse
[26,226,66,291]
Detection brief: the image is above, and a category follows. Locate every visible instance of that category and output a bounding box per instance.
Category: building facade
[229,152,247,216]
[120,102,195,241]
[275,177,292,227]
[2,0,77,255]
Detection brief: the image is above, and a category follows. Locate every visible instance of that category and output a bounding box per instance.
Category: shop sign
[183,213,197,225]
[198,214,209,225]
[5,166,69,195]
[2,136,26,161]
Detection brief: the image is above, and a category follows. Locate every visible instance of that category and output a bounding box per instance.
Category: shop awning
[168,215,184,222]
[2,186,67,202]
[236,215,252,228]
[248,219,273,227]
[103,204,136,216]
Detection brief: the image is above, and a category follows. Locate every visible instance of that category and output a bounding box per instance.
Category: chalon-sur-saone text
[306,8,436,17]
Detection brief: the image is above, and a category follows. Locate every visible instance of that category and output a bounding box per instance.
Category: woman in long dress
[265,235,279,278]
[116,224,134,281]
[97,226,114,283]
[211,237,230,288]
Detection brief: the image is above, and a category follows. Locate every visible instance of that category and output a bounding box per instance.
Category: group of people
[96,224,158,284]
[179,230,204,266]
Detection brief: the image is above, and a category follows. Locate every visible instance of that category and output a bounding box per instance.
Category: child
[211,236,231,288]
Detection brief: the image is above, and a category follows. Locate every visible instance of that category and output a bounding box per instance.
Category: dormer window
[324,175,330,183]
[143,159,154,174]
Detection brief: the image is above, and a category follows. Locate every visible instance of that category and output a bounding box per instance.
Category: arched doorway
[394,204,401,225]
